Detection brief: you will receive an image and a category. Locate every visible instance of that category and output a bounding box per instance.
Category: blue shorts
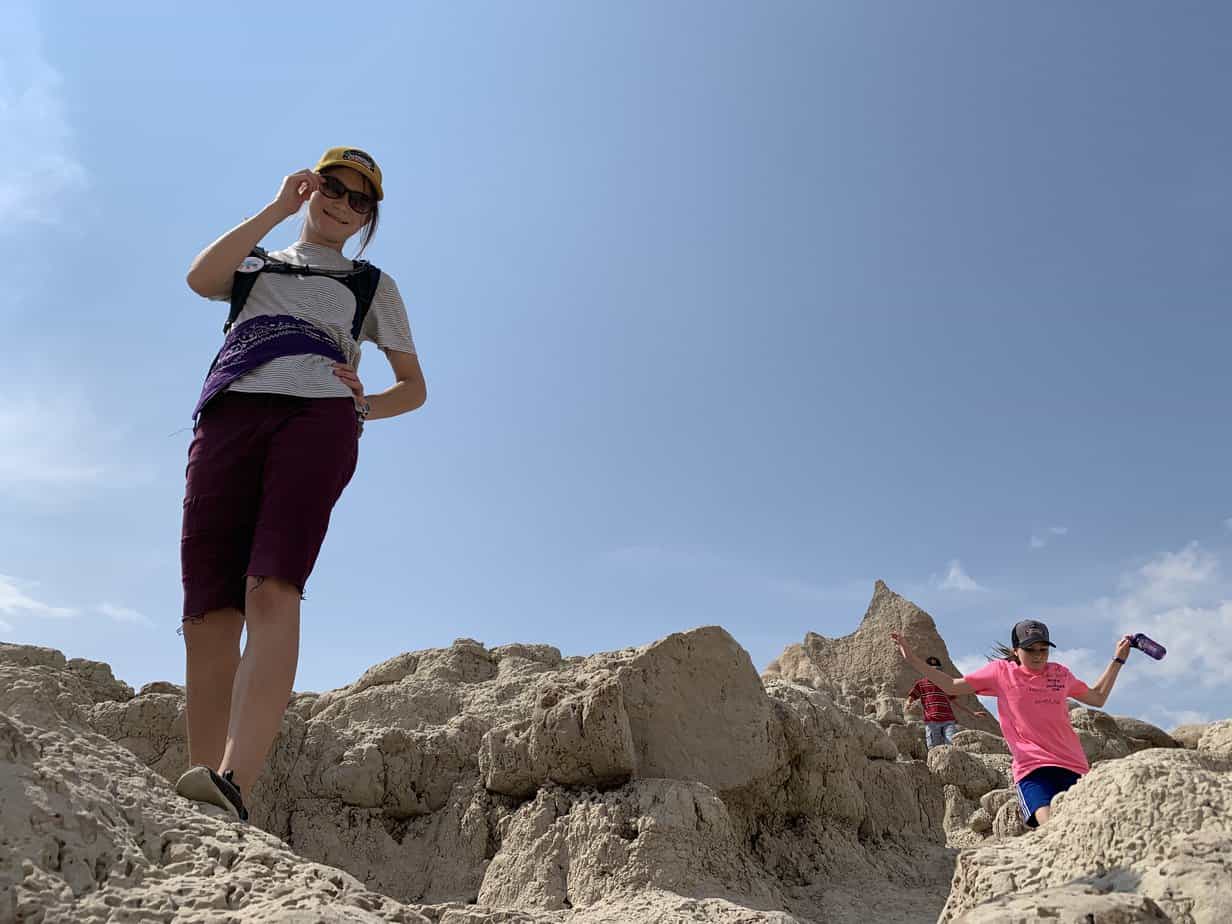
[1016,766,1082,827]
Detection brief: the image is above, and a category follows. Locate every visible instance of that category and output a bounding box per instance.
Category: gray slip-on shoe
[175,765,249,821]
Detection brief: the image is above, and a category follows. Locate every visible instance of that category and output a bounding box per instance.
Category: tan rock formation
[4,626,956,924]
[935,702,1207,847]
[7,583,1224,924]
[1197,719,1232,756]
[1110,715,1180,750]
[764,581,1001,736]
[1072,707,1190,764]
[0,648,430,923]
[989,796,1028,839]
[1171,722,1210,749]
[886,721,927,760]
[1070,705,1134,762]
[941,748,1232,922]
[955,885,1170,922]
[949,730,1008,756]
[926,747,1008,801]
[476,781,781,912]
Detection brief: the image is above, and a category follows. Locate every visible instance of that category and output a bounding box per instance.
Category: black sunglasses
[317,173,375,215]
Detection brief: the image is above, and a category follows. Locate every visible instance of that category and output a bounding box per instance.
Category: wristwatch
[358,399,372,420]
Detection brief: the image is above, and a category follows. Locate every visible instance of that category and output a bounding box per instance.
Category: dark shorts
[1016,765,1083,827]
[181,392,359,621]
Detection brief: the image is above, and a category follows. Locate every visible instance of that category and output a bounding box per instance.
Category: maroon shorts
[181,392,359,621]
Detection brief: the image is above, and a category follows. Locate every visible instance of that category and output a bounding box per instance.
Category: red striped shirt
[908,679,956,723]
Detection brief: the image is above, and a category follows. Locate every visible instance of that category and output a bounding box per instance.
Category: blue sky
[3,2,1229,731]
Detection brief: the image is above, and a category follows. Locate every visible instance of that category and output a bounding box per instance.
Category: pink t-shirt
[962,659,1091,782]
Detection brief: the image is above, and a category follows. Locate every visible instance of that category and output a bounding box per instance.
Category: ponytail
[354,198,379,258]
[992,644,1019,665]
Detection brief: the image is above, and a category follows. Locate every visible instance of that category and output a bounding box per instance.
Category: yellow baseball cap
[314,147,384,200]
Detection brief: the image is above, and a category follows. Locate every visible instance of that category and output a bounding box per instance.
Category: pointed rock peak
[857,580,937,632]
[764,581,1001,736]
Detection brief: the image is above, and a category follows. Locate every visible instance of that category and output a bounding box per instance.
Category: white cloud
[0,6,87,227]
[98,603,151,626]
[1030,526,1069,550]
[1105,542,1221,619]
[1138,541,1216,587]
[1051,647,1104,686]
[0,574,76,619]
[1119,602,1232,688]
[953,653,988,676]
[935,560,984,592]
[1144,706,1212,729]
[1092,543,1232,690]
[1018,542,1232,725]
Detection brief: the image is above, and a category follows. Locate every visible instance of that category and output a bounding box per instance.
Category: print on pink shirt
[962,658,1091,783]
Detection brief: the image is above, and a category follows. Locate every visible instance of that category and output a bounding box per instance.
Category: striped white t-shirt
[209,240,416,399]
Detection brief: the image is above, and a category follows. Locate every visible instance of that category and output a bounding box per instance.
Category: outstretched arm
[1071,636,1133,708]
[890,632,974,696]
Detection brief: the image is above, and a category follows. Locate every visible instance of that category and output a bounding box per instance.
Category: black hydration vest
[224,246,383,339]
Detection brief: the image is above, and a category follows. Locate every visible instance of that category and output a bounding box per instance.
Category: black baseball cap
[1011,619,1056,649]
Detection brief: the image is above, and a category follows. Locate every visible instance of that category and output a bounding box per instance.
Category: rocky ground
[2,581,1229,922]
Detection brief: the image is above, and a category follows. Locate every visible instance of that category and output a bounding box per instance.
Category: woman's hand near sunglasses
[187,169,319,297]
[272,169,322,220]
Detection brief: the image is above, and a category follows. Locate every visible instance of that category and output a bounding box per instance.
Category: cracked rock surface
[6,578,1229,923]
[4,621,954,923]
[942,748,1232,922]
[0,644,430,924]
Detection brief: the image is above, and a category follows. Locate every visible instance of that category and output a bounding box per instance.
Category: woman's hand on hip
[332,362,365,407]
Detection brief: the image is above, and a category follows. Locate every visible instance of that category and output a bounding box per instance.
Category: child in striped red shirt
[906,655,989,748]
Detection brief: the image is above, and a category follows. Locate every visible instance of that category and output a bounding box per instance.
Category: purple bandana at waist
[194,314,347,419]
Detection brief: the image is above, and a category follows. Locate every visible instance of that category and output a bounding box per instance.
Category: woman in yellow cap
[175,148,426,821]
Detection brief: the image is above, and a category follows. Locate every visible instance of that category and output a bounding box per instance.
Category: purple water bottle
[1130,633,1166,660]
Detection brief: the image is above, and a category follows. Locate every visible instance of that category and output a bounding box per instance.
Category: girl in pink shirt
[892,620,1132,827]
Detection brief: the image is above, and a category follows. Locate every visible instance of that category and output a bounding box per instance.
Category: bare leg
[219,576,301,791]
[1034,804,1052,826]
[183,609,245,769]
